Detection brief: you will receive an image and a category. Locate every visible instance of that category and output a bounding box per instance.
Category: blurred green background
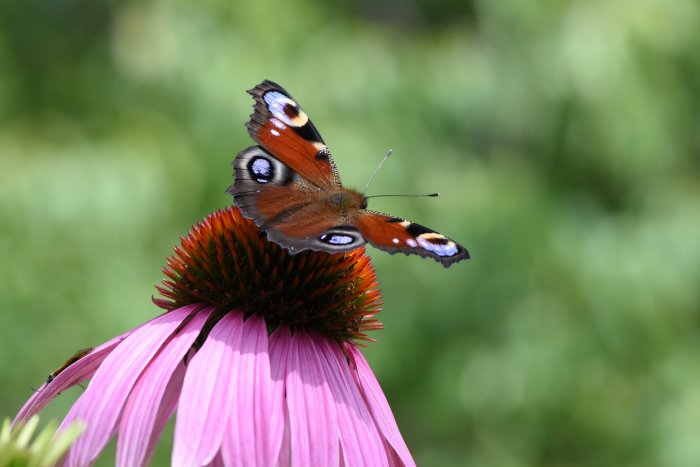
[2,0,700,465]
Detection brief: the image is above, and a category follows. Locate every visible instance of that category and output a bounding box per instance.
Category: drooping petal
[60,305,197,467]
[117,307,213,467]
[221,315,282,467]
[319,339,389,467]
[143,361,188,465]
[285,331,339,466]
[172,312,244,467]
[14,331,129,425]
[349,346,415,467]
[268,327,291,466]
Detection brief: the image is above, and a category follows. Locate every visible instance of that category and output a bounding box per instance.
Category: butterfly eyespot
[284,103,300,118]
[424,236,449,245]
[248,156,274,184]
[264,91,309,128]
[319,233,356,246]
[416,234,460,257]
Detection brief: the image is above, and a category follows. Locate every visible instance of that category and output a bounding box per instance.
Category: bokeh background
[2,0,700,465]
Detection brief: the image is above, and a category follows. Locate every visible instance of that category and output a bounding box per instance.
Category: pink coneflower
[14,206,415,466]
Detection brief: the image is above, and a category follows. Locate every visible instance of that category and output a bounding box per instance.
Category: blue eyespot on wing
[355,211,469,267]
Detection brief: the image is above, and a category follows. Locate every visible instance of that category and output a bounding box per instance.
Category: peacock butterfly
[227,80,469,267]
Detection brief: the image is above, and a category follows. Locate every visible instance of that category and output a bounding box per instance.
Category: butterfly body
[228,80,469,267]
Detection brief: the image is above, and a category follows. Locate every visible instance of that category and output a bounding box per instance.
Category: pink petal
[268,327,292,466]
[319,339,388,467]
[285,331,339,466]
[144,361,188,465]
[60,305,197,467]
[14,332,128,425]
[117,307,213,467]
[172,312,244,467]
[206,452,227,467]
[277,413,292,467]
[349,346,415,467]
[220,315,282,467]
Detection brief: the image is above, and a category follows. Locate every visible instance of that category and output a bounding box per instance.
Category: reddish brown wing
[247,80,341,189]
[262,201,367,254]
[354,211,469,268]
[229,147,367,254]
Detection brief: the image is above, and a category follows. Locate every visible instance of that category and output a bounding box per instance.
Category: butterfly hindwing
[355,211,469,267]
[229,147,366,253]
[229,146,299,225]
[266,209,366,254]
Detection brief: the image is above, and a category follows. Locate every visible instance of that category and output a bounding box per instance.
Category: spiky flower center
[155,206,382,342]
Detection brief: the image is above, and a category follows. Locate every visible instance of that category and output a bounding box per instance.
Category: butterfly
[227,80,469,267]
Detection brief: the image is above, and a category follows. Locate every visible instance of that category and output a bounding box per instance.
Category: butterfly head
[330,191,368,211]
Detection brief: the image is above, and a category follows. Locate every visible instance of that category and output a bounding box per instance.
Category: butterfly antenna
[362,149,392,195]
[365,192,440,199]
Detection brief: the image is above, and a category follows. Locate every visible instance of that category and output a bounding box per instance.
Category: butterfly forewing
[246,80,341,189]
[354,211,469,267]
